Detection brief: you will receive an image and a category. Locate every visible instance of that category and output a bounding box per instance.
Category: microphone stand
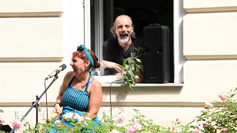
[10,71,60,133]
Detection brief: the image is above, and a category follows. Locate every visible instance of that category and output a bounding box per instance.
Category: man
[101,15,143,75]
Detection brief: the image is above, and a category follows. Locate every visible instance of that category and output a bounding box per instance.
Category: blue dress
[47,72,101,132]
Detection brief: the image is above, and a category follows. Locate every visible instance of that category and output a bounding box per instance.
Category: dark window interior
[104,0,173,42]
[91,0,174,82]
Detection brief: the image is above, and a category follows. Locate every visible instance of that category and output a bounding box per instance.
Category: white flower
[62,112,74,119]
[111,129,120,133]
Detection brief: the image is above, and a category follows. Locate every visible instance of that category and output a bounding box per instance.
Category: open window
[88,0,186,83]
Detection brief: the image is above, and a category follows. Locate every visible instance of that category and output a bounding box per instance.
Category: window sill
[101,83,184,87]
[94,76,183,88]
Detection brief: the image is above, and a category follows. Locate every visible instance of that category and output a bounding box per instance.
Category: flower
[176,118,181,124]
[111,129,119,133]
[12,120,22,129]
[84,116,91,120]
[62,112,74,120]
[204,102,214,109]
[0,118,7,125]
[218,94,226,101]
[172,126,176,130]
[116,115,125,124]
[221,128,228,132]
[73,113,84,122]
[198,125,204,131]
[125,119,141,133]
[54,120,61,124]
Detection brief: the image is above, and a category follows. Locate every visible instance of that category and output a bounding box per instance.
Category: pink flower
[218,94,226,101]
[193,130,200,133]
[204,102,214,109]
[126,119,141,133]
[221,128,228,132]
[61,117,66,122]
[0,118,7,125]
[12,120,22,129]
[198,125,204,131]
[73,114,84,122]
[126,127,136,133]
[172,126,176,130]
[176,118,181,124]
[116,115,125,124]
[111,129,119,133]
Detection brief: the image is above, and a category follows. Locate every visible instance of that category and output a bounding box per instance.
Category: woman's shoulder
[92,77,101,88]
[89,76,102,92]
[63,71,75,83]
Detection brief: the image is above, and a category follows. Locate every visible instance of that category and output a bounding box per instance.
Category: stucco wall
[1,0,237,132]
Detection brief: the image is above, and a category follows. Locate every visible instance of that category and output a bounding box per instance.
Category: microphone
[45,64,67,80]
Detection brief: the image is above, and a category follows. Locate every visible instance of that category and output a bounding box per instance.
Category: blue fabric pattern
[46,72,100,133]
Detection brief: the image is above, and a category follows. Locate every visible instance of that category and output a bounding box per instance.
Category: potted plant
[119,47,144,91]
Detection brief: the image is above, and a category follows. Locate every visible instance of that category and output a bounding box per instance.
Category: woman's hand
[53,103,62,116]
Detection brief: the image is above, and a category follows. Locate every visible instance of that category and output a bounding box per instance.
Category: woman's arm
[87,79,103,119]
[53,71,73,116]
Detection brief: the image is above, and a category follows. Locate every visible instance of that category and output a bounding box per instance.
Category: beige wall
[1,0,237,132]
[0,1,65,132]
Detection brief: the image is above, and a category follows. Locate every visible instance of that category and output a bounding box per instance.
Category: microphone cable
[44,79,49,120]
[109,79,123,119]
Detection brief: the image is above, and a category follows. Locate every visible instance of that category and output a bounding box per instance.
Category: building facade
[1,0,237,132]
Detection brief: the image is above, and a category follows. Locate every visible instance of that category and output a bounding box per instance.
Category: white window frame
[84,0,186,83]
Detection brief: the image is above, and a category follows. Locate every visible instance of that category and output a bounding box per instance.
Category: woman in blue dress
[47,45,102,132]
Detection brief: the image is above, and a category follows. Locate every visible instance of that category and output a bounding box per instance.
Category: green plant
[3,88,237,132]
[0,108,190,133]
[190,88,237,133]
[119,47,144,91]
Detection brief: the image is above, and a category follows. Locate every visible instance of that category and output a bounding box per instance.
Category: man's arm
[102,42,121,75]
[100,60,123,75]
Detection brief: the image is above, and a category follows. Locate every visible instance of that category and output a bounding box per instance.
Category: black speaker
[143,23,172,83]
[0,124,13,132]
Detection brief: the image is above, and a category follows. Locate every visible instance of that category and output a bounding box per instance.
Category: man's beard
[118,31,130,44]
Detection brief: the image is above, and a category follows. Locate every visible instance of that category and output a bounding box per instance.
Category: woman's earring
[85,67,87,70]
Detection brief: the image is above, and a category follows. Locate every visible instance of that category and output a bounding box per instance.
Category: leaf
[122,59,126,67]
[135,58,141,63]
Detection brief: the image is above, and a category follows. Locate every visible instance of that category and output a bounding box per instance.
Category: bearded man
[102,15,143,75]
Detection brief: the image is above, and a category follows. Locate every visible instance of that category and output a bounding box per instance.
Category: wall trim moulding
[0,57,64,62]
[184,6,237,13]
[0,11,63,17]
[184,55,237,60]
[0,102,206,108]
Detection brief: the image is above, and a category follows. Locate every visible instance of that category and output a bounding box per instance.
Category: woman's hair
[72,50,100,69]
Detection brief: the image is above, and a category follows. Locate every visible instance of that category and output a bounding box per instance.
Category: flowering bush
[190,88,237,132]
[1,88,237,133]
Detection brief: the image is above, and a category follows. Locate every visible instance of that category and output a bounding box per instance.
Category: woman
[47,45,102,132]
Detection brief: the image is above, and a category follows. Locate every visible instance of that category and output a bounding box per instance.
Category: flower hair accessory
[77,45,94,68]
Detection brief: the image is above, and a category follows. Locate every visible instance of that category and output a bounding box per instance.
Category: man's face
[114,16,133,44]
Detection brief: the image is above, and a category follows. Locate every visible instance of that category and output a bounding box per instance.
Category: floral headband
[77,45,94,68]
